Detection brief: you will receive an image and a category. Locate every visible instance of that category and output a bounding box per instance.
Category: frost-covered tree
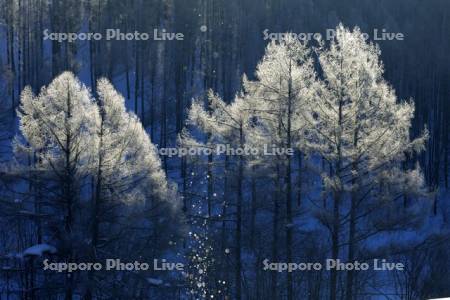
[301,25,428,300]
[85,78,174,298]
[16,71,100,298]
[182,90,255,300]
[17,71,99,239]
[94,77,169,206]
[242,36,316,300]
[16,73,178,299]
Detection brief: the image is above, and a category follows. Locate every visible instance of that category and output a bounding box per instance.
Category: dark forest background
[0,0,449,299]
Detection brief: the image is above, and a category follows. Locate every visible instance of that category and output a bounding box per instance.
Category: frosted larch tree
[242,35,317,300]
[301,25,428,300]
[84,78,172,298]
[17,72,100,300]
[183,90,256,300]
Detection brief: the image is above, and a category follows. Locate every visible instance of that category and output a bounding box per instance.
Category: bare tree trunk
[250,173,256,248]
[51,0,60,77]
[221,155,230,298]
[330,189,340,300]
[346,128,360,300]
[140,47,145,125]
[330,89,344,300]
[297,152,303,207]
[7,0,16,116]
[125,48,130,100]
[271,165,281,300]
[134,40,140,114]
[87,0,96,93]
[286,61,294,300]
[235,125,244,300]
[64,88,74,300]
[150,66,155,139]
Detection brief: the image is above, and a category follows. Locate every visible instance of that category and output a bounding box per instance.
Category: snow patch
[23,244,57,257]
[147,278,163,285]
